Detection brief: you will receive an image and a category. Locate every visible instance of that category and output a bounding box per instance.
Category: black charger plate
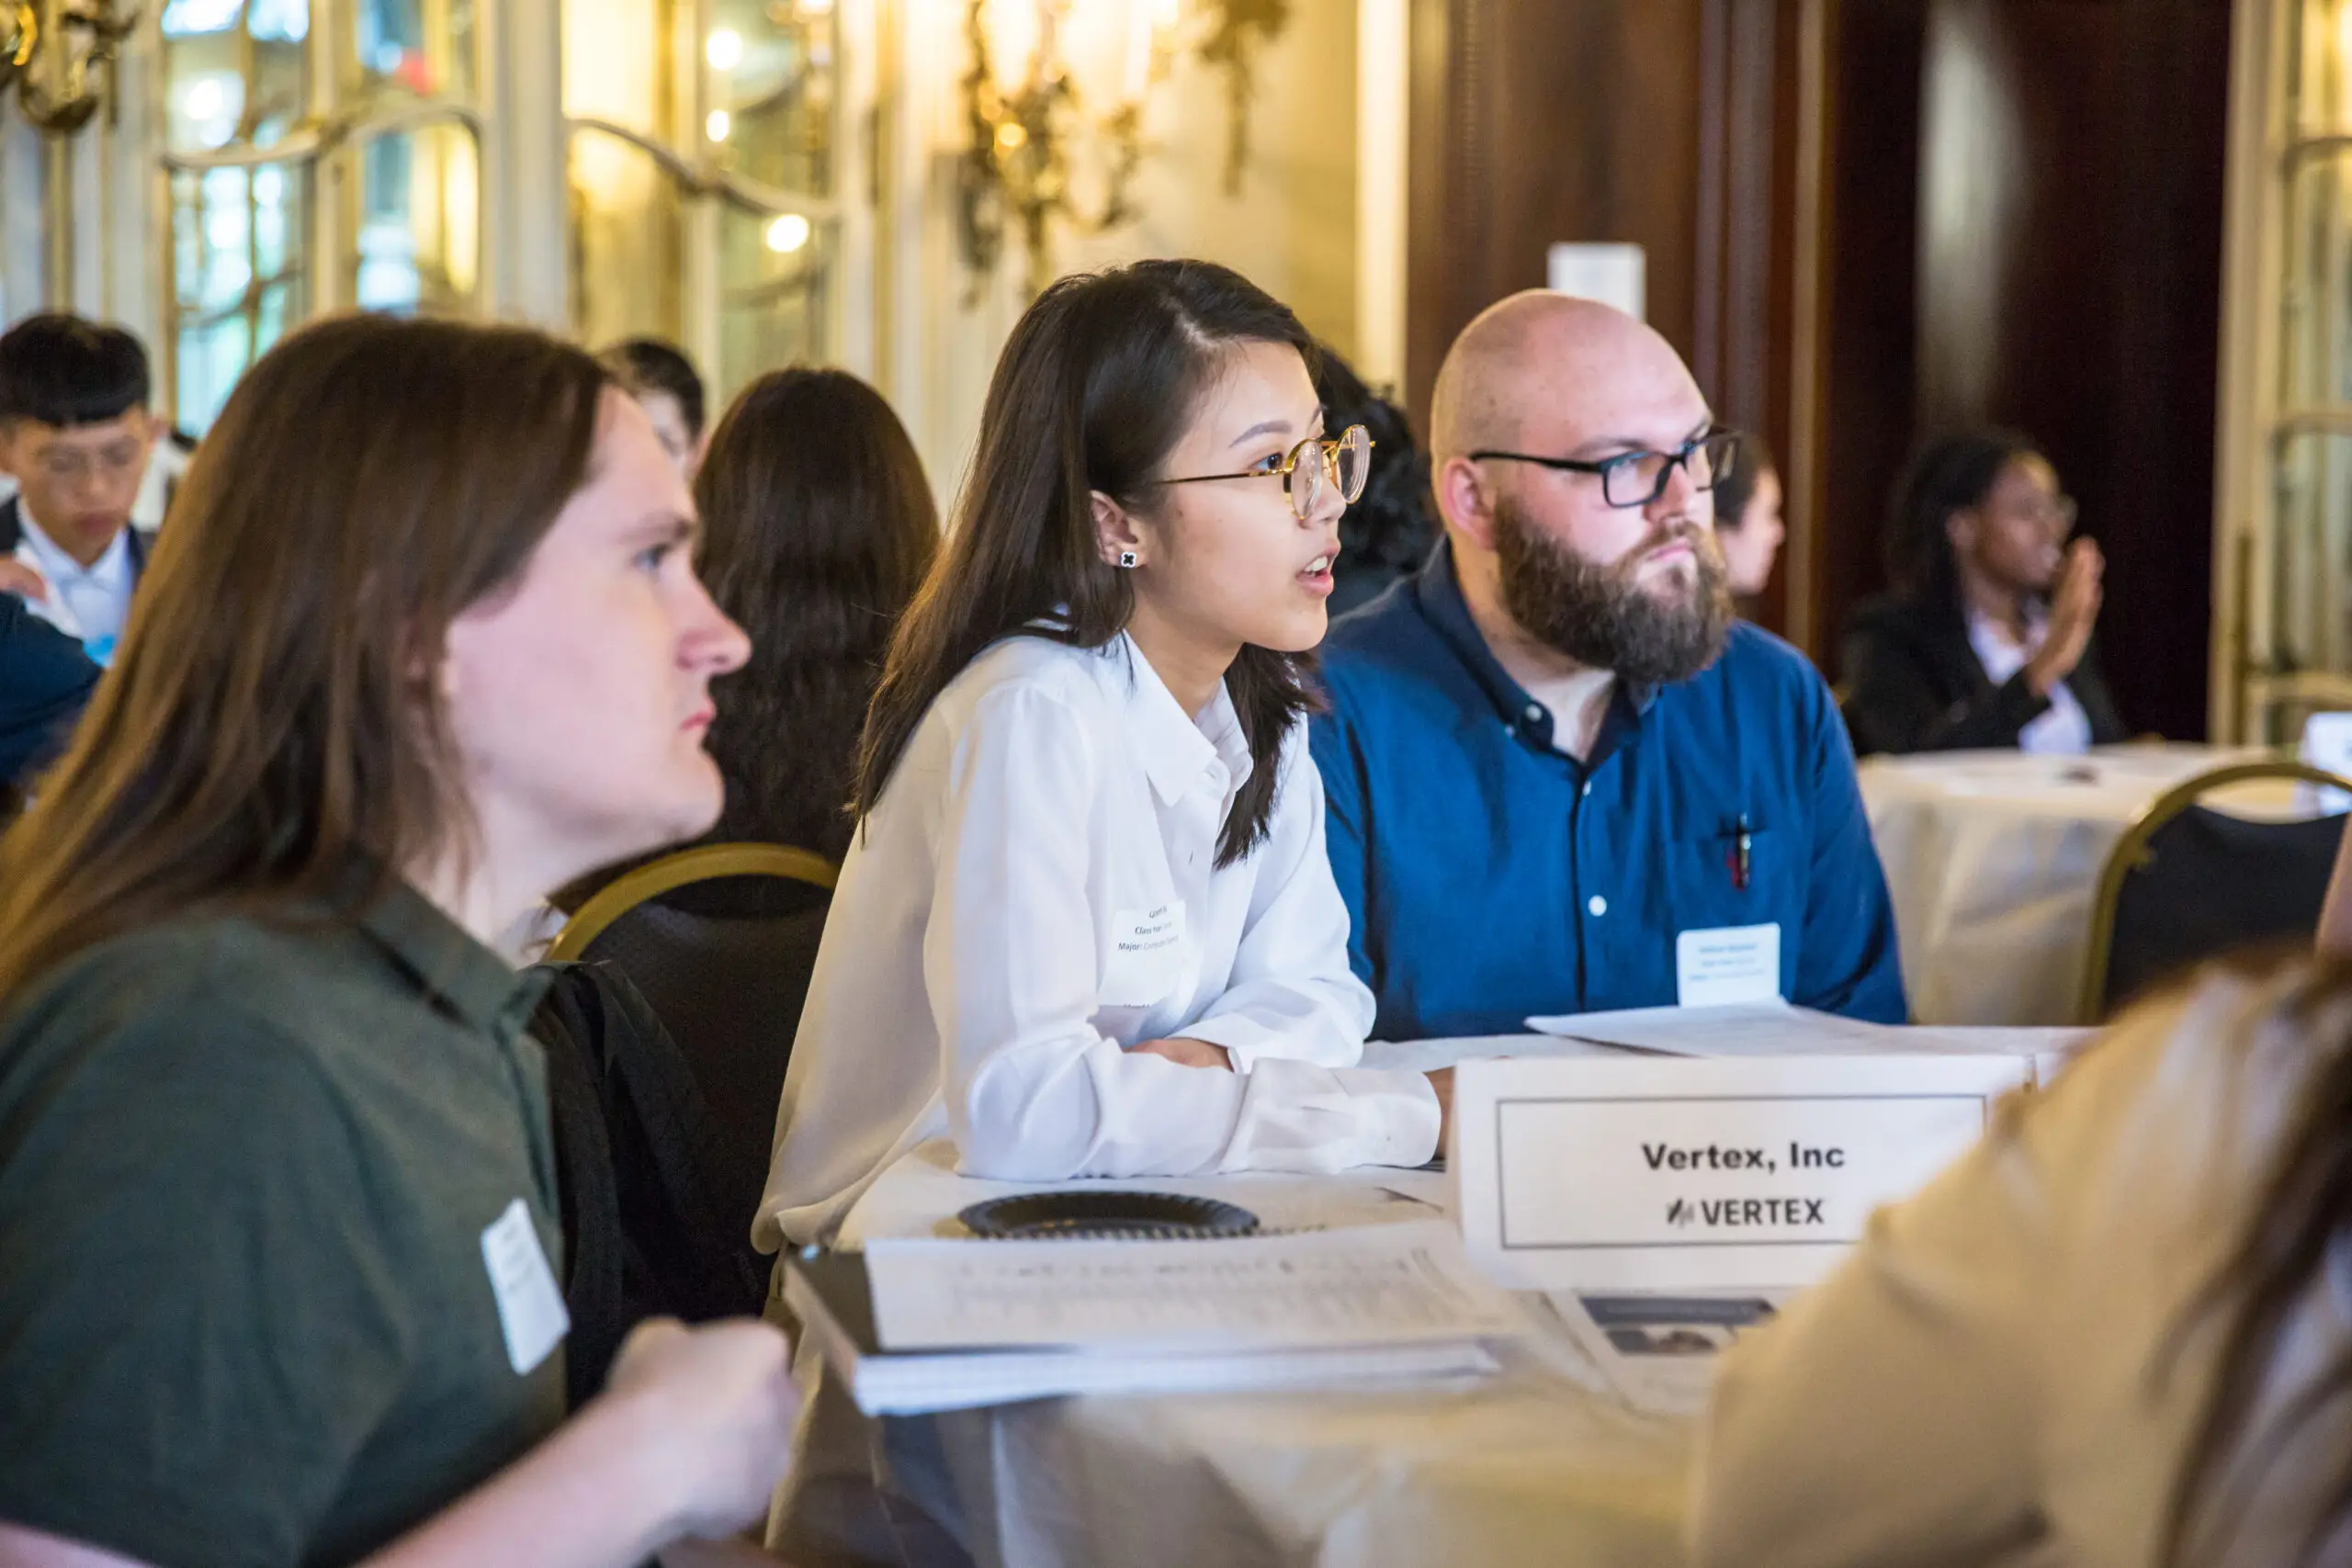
[957,1190,1261,1241]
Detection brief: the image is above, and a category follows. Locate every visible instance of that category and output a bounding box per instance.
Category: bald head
[1429,291,1702,465]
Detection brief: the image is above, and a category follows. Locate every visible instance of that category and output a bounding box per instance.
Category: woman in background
[513,368,937,955]
[1711,429,1785,606]
[1692,952,2352,1566]
[1313,347,1438,618]
[695,367,937,863]
[1840,428,2123,756]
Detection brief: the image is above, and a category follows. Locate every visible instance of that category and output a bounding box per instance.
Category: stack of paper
[786,1220,1527,1415]
[1524,1000,2089,1082]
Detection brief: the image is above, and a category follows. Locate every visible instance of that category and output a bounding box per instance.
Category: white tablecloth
[805,1036,2075,1567]
[1860,744,2280,1027]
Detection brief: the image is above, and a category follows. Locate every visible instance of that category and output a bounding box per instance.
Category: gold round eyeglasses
[1154,423,1374,521]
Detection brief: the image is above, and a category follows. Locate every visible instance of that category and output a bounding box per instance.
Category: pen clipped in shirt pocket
[1101,901,1188,1007]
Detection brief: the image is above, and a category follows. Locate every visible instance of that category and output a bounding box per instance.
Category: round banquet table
[1857,744,2314,1026]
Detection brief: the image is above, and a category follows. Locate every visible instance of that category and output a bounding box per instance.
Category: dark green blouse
[0,879,565,1568]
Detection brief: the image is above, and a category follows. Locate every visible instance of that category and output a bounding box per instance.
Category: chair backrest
[533,960,765,1406]
[548,842,838,1256]
[2079,760,2352,1022]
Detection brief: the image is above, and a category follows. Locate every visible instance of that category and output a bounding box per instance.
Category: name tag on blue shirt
[1676,924,1781,1008]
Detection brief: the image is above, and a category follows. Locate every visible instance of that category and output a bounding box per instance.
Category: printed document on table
[1525,1001,1904,1056]
[1542,1289,1794,1417]
[1526,1002,2086,1076]
[865,1219,1525,1353]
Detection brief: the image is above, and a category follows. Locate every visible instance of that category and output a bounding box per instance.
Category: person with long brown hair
[0,314,799,1568]
[695,367,936,861]
[1690,953,2352,1566]
[755,259,1449,1252]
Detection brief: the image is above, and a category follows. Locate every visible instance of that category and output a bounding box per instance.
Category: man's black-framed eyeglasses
[1468,429,1742,510]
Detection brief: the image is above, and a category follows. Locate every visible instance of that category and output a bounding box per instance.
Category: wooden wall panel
[1813,0,1928,671]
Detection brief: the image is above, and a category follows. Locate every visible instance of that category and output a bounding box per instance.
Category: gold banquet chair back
[550,841,839,1236]
[2077,760,2352,1024]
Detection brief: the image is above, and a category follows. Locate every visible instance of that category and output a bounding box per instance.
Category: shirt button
[1581,781,1592,798]
[1588,895,1608,917]
[1523,703,1544,723]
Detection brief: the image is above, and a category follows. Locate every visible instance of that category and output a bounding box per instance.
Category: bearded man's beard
[1493,497,1736,686]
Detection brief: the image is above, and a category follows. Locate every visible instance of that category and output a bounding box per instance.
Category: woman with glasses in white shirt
[756,259,1448,1251]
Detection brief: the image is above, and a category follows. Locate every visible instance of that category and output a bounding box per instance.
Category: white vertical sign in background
[1547,242,1645,321]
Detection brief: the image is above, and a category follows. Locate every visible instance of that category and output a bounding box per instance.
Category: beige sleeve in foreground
[1687,1119,2055,1568]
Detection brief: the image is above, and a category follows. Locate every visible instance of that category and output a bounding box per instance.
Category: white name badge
[481,1197,570,1376]
[1101,900,1187,1006]
[1676,923,1781,1008]
[1451,1053,2027,1291]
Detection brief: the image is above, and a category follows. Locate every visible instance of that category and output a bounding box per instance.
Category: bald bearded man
[1310,293,1905,1038]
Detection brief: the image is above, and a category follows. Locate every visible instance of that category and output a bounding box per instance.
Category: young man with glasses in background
[0,315,163,669]
[1311,291,1907,1040]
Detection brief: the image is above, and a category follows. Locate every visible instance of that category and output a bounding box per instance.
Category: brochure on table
[1450,1051,2028,1293]
[1540,1287,1794,1417]
[1524,998,2087,1085]
[791,1221,1532,1415]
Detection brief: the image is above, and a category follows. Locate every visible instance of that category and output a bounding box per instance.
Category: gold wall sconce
[956,0,1287,299]
[1,0,140,134]
[957,0,1169,299]
[1196,0,1283,196]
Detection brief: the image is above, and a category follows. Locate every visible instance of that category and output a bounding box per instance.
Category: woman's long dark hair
[0,315,606,998]
[854,258,1318,868]
[2161,957,2352,1566]
[1884,428,2041,609]
[1313,344,1436,596]
[695,368,937,860]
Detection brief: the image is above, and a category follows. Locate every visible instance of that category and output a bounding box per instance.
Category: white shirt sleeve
[1174,728,1379,1074]
[928,684,1438,1183]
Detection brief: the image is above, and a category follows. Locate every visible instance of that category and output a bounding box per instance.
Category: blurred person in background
[0,595,97,796]
[1313,347,1439,618]
[508,367,940,961]
[1711,429,1785,608]
[690,367,938,863]
[1841,429,2123,756]
[601,337,708,480]
[0,314,162,667]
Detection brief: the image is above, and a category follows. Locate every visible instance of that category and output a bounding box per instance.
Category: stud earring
[1117,550,1138,569]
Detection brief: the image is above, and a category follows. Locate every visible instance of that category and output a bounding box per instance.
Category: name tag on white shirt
[1676,923,1781,1008]
[1101,900,1187,1006]
[481,1197,569,1375]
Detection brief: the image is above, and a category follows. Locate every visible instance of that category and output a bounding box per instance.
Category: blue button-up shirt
[1310,546,1906,1039]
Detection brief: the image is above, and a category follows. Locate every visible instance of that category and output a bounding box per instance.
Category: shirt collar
[349,874,553,1042]
[17,504,131,591]
[1407,542,1659,750]
[1102,633,1253,807]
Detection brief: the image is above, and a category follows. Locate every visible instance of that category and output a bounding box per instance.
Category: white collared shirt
[756,632,1439,1248]
[15,505,133,663]
[1967,604,2093,755]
